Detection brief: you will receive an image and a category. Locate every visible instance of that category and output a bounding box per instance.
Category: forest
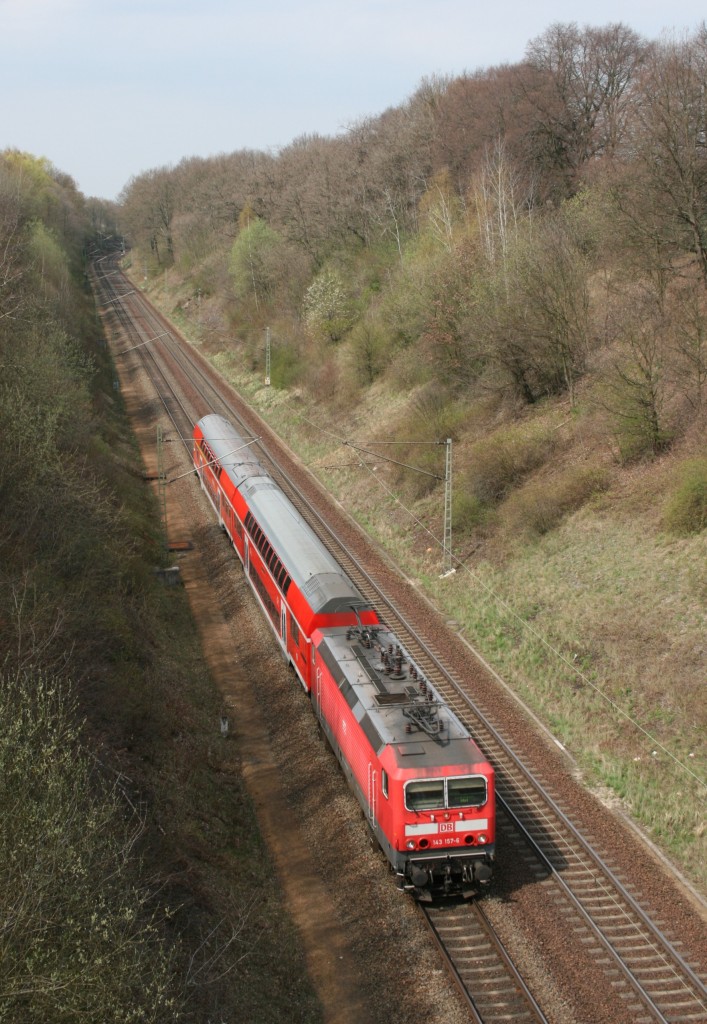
[120,22,707,454]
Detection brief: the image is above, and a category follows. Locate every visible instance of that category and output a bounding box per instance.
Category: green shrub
[663,457,707,535]
[464,423,557,504]
[614,419,673,464]
[270,341,306,389]
[229,218,283,305]
[453,490,496,533]
[501,464,611,537]
[302,267,356,343]
[378,389,469,501]
[349,318,391,386]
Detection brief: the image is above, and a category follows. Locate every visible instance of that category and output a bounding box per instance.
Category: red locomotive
[193,413,495,898]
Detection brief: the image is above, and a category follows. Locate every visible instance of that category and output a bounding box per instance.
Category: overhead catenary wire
[168,437,261,484]
[343,439,444,480]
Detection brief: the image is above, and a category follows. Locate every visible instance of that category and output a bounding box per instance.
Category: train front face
[387,754,495,900]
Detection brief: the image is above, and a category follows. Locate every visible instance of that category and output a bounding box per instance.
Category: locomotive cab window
[405,776,486,811]
[448,776,486,808]
[405,780,445,811]
[381,769,389,799]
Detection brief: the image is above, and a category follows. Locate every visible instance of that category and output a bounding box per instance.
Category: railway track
[91,256,707,1024]
[423,900,546,1023]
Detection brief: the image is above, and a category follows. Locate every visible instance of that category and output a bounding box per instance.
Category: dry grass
[499,463,611,538]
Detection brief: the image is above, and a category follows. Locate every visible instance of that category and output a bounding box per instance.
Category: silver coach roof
[197,413,267,487]
[197,414,369,614]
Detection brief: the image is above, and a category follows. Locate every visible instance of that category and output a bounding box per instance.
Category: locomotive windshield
[405,776,487,811]
[448,776,487,807]
[405,780,445,810]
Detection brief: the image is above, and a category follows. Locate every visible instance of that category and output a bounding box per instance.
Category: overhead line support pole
[441,437,454,577]
[265,327,271,386]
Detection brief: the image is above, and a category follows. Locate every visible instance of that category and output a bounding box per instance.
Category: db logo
[440,822,454,833]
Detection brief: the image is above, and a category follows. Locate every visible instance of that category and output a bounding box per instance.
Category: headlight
[477,833,487,844]
[406,840,416,849]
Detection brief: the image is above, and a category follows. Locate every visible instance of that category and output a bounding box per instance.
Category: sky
[1,0,704,202]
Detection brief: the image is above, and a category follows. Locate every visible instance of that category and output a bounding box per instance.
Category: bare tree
[525,211,591,405]
[669,282,707,412]
[523,22,645,189]
[471,136,529,272]
[120,166,177,268]
[600,296,672,460]
[0,671,179,1023]
[0,176,25,322]
[632,27,707,289]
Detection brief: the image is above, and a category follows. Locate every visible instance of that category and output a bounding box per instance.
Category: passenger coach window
[448,776,486,808]
[405,780,444,811]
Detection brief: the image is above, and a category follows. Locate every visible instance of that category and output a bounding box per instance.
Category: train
[193,412,495,899]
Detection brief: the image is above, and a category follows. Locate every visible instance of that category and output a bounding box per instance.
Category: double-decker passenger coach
[193,413,377,689]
